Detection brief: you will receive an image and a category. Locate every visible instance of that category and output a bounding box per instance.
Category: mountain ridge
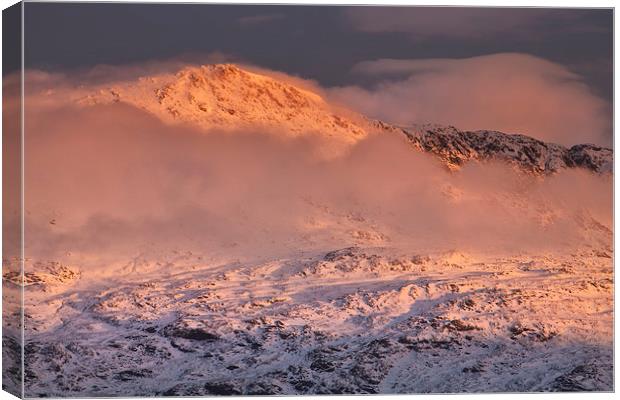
[79,63,612,175]
[374,122,613,175]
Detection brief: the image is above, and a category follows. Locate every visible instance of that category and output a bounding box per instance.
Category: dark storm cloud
[345,7,609,37]
[237,13,285,26]
[20,4,612,101]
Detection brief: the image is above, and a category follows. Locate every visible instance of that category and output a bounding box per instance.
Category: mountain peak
[173,64,259,86]
[80,63,370,142]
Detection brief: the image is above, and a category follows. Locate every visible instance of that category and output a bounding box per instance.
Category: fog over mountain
[3,61,613,395]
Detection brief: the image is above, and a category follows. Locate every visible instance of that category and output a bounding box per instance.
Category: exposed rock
[381,122,612,175]
[549,364,613,392]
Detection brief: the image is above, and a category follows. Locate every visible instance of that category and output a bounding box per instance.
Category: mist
[17,94,612,272]
[329,53,612,147]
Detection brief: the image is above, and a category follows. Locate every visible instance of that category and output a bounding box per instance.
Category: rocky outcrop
[374,122,612,174]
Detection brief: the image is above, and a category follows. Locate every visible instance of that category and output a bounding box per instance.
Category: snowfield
[3,243,613,395]
[2,63,614,396]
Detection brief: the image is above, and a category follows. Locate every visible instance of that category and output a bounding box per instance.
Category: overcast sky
[19,4,612,102]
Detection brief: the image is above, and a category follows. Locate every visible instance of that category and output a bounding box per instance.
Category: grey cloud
[344,7,609,38]
[237,13,285,26]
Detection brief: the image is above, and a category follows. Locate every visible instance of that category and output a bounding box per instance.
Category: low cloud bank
[329,53,611,147]
[15,94,611,271]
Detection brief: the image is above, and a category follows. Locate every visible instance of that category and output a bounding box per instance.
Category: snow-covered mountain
[79,63,612,175]
[4,63,612,397]
[79,64,368,143]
